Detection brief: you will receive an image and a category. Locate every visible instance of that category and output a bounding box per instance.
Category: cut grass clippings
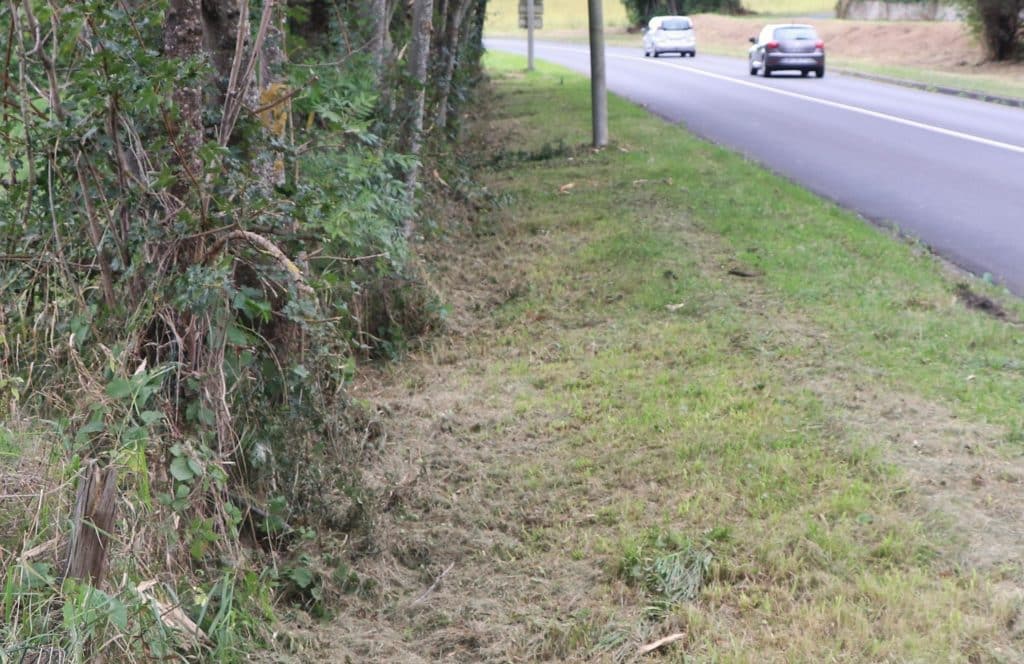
[315,53,1024,662]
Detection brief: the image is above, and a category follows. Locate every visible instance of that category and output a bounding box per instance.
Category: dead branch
[205,230,315,298]
[638,632,686,655]
[218,0,277,147]
[411,562,454,605]
[73,154,117,308]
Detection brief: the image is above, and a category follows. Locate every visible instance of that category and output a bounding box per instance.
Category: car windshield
[774,27,816,40]
[661,19,691,30]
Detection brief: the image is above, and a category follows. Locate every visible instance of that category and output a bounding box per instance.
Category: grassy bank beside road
[318,54,1024,661]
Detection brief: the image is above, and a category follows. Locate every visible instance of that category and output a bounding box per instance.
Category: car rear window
[661,19,692,30]
[774,26,816,40]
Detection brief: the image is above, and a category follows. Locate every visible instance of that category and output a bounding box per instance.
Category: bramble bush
[0,0,485,659]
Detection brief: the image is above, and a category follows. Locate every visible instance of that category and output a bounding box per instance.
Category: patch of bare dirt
[955,282,1021,322]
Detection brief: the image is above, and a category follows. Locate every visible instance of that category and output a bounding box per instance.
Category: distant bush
[621,0,743,27]
[953,0,1023,60]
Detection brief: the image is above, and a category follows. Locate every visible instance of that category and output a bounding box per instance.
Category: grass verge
[315,53,1024,661]
[827,61,1024,102]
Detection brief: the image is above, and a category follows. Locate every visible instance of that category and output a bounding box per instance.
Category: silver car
[643,16,696,58]
[748,24,825,77]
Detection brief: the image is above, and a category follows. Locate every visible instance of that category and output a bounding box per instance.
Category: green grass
[468,51,1024,659]
[830,61,1024,101]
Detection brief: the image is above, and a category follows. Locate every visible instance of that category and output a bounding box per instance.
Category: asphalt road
[487,39,1024,296]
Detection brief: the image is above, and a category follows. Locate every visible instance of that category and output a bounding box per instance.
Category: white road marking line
[525,44,1024,156]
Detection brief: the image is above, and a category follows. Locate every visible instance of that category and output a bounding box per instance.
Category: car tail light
[815,40,825,50]
[765,40,779,51]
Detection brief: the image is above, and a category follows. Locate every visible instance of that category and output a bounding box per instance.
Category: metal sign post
[518,0,543,71]
[588,0,607,146]
[527,0,535,70]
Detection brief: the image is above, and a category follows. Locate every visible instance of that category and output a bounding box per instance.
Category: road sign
[518,0,543,29]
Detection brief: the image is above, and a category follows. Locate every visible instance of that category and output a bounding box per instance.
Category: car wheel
[691,51,697,57]
[763,65,771,78]
[643,49,649,57]
[653,50,659,58]
[801,70,809,77]
[816,67,825,78]
[749,63,757,75]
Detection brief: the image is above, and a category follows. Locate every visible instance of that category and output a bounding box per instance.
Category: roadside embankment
[311,53,1024,661]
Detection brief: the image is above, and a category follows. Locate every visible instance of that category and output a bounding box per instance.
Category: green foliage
[621,0,742,27]
[619,529,713,619]
[1,0,487,658]
[951,0,1023,61]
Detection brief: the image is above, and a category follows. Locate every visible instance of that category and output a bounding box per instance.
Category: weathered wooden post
[64,461,118,585]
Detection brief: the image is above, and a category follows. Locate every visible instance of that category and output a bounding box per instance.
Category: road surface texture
[487,39,1024,296]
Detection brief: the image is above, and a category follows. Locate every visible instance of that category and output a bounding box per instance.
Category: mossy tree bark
[402,0,435,238]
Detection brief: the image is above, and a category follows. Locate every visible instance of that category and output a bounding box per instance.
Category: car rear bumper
[765,53,824,70]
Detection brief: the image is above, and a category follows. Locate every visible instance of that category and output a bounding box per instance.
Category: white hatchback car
[643,16,696,58]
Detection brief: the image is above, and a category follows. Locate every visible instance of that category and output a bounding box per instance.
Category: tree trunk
[435,0,474,130]
[164,0,205,205]
[375,0,400,116]
[257,0,289,188]
[402,0,435,237]
[369,0,389,76]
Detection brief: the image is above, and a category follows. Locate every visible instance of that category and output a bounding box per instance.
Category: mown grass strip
[474,52,1022,660]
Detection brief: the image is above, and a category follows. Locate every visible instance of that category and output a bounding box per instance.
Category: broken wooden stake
[64,461,118,586]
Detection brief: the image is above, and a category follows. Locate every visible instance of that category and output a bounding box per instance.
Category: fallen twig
[20,537,58,561]
[638,632,686,655]
[411,562,454,606]
[136,579,210,644]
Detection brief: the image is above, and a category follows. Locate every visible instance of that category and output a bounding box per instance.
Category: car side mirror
[749,36,757,44]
